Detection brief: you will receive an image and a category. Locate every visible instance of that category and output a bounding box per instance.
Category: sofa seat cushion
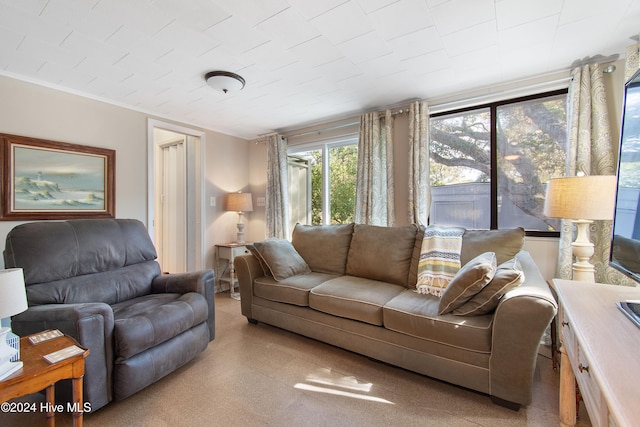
[383,290,493,353]
[112,292,208,360]
[309,276,406,326]
[254,272,340,306]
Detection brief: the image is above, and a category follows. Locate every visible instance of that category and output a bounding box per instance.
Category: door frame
[147,119,206,270]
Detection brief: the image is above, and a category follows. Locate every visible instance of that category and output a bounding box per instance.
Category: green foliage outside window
[309,145,358,225]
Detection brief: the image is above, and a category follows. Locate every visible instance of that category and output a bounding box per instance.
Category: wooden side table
[0,334,89,427]
[216,243,250,300]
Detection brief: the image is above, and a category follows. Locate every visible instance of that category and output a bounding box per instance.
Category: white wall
[247,141,267,243]
[204,129,251,267]
[0,75,250,270]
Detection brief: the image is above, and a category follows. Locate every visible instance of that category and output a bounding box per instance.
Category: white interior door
[160,140,187,273]
[148,120,205,273]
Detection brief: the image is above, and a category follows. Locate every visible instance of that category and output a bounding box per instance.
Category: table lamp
[0,268,28,380]
[227,192,253,244]
[544,175,616,282]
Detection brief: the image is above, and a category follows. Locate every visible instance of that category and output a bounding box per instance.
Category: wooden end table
[0,333,89,427]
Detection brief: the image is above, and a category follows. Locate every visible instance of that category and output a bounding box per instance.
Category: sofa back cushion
[4,219,159,304]
[25,261,161,305]
[461,228,525,265]
[292,223,354,275]
[346,224,418,287]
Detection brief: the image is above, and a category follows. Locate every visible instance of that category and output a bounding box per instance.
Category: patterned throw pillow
[438,252,497,315]
[452,257,524,316]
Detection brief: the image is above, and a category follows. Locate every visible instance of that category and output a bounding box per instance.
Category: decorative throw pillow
[452,257,524,316]
[251,239,311,281]
[246,243,273,277]
[438,252,497,315]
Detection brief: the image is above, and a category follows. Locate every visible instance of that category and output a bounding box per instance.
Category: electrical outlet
[210,196,216,207]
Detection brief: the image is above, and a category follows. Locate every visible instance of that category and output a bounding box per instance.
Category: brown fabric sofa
[235,223,557,409]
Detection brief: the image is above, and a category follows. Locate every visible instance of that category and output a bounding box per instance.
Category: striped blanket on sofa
[416,225,465,296]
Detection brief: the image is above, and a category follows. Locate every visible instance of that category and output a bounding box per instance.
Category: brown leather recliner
[4,218,215,411]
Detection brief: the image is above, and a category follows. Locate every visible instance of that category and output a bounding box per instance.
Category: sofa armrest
[151,269,216,341]
[489,250,557,406]
[11,303,115,411]
[235,254,264,321]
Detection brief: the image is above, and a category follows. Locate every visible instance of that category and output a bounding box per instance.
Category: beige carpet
[1,293,591,426]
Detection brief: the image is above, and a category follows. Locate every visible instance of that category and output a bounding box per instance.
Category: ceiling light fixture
[205,71,246,94]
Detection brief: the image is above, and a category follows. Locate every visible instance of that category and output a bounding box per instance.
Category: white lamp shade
[0,268,27,319]
[227,192,253,213]
[544,175,617,220]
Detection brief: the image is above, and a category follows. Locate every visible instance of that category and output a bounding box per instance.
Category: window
[429,90,568,234]
[288,138,358,229]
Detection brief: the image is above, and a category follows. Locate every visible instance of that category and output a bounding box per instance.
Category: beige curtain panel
[559,64,625,284]
[408,101,430,226]
[355,110,395,226]
[265,134,290,239]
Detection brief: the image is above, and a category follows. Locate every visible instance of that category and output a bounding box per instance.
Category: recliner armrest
[151,269,216,341]
[151,270,214,294]
[11,303,116,411]
[12,302,115,341]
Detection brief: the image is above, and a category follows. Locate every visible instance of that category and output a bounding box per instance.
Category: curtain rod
[284,109,409,140]
[284,121,357,139]
[427,76,572,114]
[569,53,619,69]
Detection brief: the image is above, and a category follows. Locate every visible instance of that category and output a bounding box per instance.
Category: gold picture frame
[0,133,115,220]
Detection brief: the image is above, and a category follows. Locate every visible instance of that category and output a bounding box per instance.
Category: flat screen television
[610,68,640,282]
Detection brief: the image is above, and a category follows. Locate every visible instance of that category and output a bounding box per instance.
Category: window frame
[287,135,358,226]
[429,88,569,237]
